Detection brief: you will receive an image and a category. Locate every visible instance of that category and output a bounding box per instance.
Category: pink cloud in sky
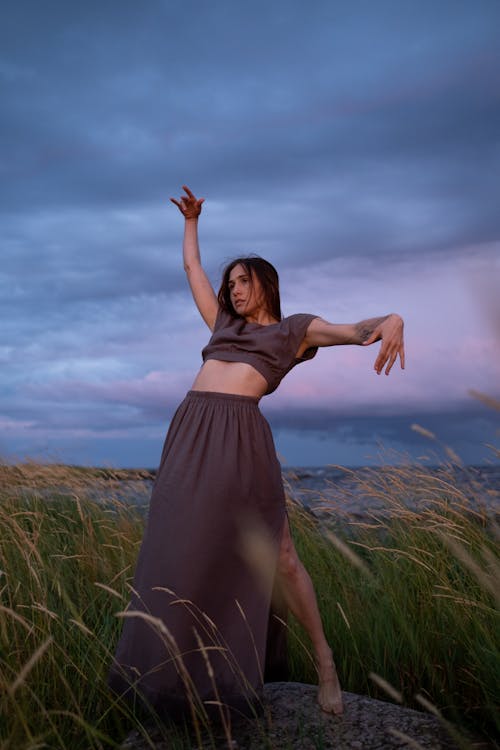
[275,244,500,409]
[5,243,498,459]
[22,370,191,411]
[12,242,497,420]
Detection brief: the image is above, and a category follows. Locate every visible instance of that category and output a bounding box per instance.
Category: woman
[108,186,405,723]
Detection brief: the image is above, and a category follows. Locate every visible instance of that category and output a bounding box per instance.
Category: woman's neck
[244,309,279,326]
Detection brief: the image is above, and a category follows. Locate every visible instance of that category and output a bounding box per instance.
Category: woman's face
[228,263,264,318]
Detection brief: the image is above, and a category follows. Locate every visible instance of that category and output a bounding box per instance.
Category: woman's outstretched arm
[304,314,405,375]
[170,186,218,330]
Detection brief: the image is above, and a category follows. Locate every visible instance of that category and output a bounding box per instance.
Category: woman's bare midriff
[191,359,268,399]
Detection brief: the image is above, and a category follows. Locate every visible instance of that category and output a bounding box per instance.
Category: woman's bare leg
[277,517,343,714]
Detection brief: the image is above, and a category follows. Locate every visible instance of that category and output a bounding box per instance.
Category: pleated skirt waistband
[185,389,260,407]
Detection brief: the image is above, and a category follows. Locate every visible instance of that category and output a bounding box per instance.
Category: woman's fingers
[367,315,404,376]
[181,185,204,207]
[170,190,204,217]
[374,348,386,374]
[384,351,398,375]
[374,342,399,375]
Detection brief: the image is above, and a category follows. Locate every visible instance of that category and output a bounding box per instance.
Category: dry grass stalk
[369,671,403,703]
[324,530,373,578]
[437,532,500,607]
[9,636,53,695]
[388,727,427,749]
[1,455,498,747]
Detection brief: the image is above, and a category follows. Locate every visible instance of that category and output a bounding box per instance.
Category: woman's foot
[316,649,343,715]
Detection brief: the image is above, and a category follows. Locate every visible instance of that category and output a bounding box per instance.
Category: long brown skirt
[108,390,287,721]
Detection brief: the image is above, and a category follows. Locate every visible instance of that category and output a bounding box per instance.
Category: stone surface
[119,682,475,749]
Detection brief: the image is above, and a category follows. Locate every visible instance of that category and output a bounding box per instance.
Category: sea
[109,464,500,525]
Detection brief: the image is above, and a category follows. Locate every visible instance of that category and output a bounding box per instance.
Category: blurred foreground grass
[0,458,498,749]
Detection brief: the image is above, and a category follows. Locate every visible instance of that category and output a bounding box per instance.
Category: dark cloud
[2,0,499,466]
[267,405,498,444]
[271,410,499,467]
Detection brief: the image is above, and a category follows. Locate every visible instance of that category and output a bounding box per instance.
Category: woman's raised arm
[304,314,405,375]
[170,186,218,330]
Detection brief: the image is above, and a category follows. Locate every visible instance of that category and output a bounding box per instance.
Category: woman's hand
[170,185,204,219]
[363,314,405,375]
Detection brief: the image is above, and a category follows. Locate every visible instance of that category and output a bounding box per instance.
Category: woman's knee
[278,530,300,579]
[280,555,300,581]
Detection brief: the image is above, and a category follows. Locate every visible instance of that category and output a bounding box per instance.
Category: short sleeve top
[201,307,319,395]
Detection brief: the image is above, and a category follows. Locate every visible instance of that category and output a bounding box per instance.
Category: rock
[120,682,471,749]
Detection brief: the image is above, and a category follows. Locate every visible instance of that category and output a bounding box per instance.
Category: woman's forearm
[306,314,402,347]
[182,217,203,274]
[306,313,404,374]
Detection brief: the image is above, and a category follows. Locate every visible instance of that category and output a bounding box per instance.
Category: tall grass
[0,463,160,749]
[0,458,498,748]
[287,462,499,744]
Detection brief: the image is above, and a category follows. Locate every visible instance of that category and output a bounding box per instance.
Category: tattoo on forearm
[355,315,390,343]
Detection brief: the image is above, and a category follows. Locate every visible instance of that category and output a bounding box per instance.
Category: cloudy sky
[2,0,499,468]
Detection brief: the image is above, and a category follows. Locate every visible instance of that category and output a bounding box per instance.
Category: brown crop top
[201,307,319,395]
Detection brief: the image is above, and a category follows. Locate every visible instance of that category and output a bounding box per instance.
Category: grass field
[0,459,498,749]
